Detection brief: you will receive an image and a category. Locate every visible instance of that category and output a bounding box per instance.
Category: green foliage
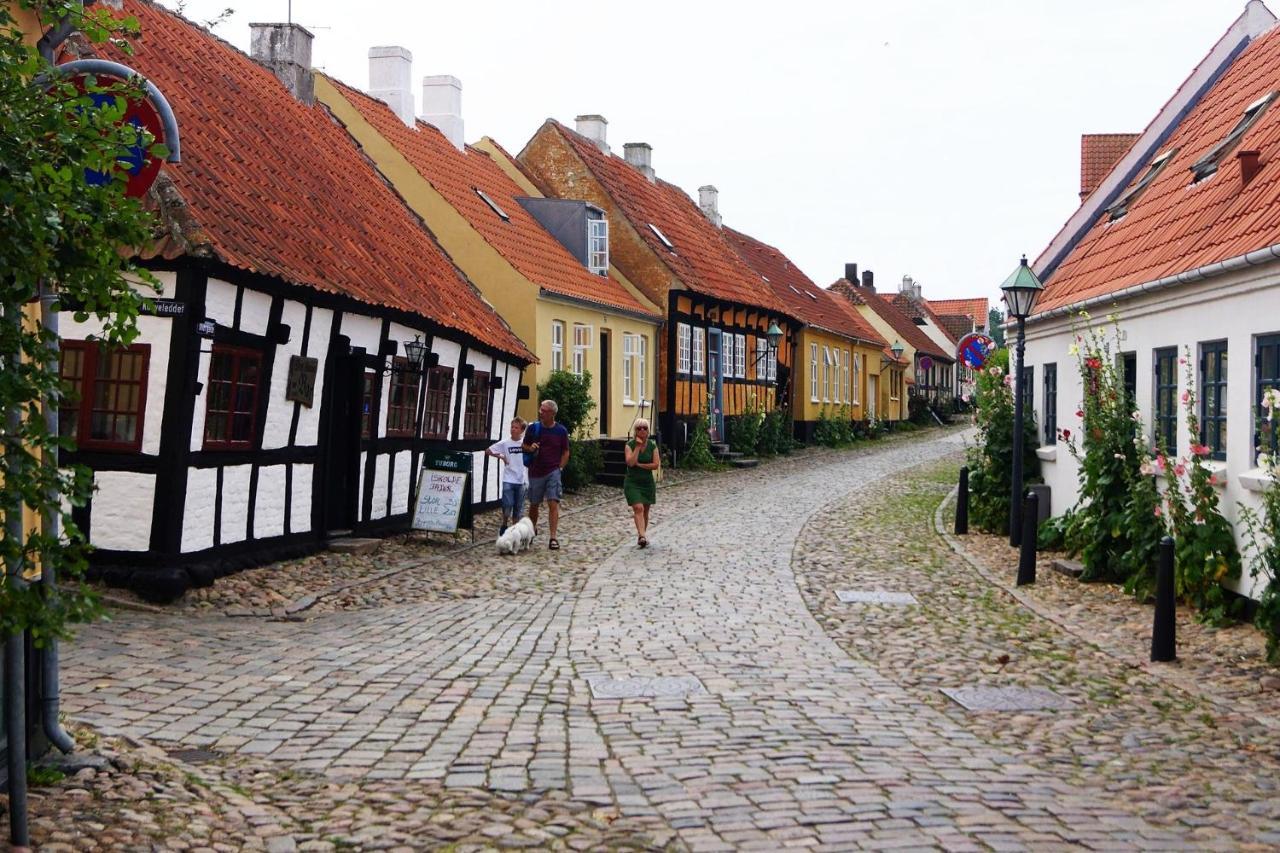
[681,400,717,469]
[989,308,1006,347]
[1241,389,1280,662]
[965,348,1039,534]
[727,393,764,455]
[562,438,603,492]
[27,764,66,787]
[2,2,168,642]
[907,395,934,426]
[755,407,788,457]
[536,369,596,437]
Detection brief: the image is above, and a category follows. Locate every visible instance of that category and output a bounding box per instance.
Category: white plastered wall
[91,471,156,551]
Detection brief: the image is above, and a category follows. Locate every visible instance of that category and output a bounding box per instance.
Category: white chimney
[698,185,721,228]
[250,22,314,104]
[900,275,922,300]
[368,46,415,127]
[421,75,464,149]
[575,114,609,153]
[624,142,655,182]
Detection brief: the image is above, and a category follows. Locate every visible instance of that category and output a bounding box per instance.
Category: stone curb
[932,487,1280,731]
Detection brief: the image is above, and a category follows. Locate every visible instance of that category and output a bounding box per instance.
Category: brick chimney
[250,22,314,104]
[1080,133,1139,199]
[624,142,655,182]
[575,115,609,153]
[422,75,464,149]
[368,46,414,127]
[698,185,721,227]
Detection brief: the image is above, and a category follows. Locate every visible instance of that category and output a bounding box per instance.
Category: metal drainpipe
[39,286,75,754]
[4,305,31,847]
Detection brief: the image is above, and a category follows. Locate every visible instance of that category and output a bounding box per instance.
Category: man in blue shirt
[523,399,571,550]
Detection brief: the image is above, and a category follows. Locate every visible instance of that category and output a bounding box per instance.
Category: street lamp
[1001,255,1045,547]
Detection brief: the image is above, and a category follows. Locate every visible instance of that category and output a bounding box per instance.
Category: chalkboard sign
[412,469,469,533]
[416,448,474,531]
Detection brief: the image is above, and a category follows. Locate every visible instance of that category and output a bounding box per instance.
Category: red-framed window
[463,371,492,439]
[361,369,378,439]
[387,359,419,437]
[203,345,264,450]
[59,341,150,452]
[422,366,454,440]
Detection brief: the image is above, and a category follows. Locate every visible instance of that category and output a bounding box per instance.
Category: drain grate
[165,747,222,764]
[941,686,1073,712]
[587,675,706,699]
[836,590,919,605]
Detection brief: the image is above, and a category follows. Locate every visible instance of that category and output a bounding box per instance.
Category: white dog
[496,516,536,555]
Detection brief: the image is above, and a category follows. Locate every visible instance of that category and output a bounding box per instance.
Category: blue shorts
[528,469,563,505]
[501,482,526,518]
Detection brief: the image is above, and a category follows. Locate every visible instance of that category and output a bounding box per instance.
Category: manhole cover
[587,676,706,699]
[165,748,222,764]
[836,590,919,605]
[941,686,1073,712]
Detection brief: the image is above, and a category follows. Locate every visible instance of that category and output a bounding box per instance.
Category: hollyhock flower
[1153,505,1163,518]
[1181,391,1190,404]
[1003,375,1013,387]
[1132,410,1142,421]
[1060,428,1071,440]
[1192,444,1211,457]
[1260,452,1274,469]
[1208,474,1219,486]
[1154,455,1167,473]
[1085,357,1102,370]
[1075,409,1084,418]
[1179,357,1186,365]
[989,366,1003,377]
[1174,463,1187,477]
[1140,461,1155,476]
[1114,452,1125,460]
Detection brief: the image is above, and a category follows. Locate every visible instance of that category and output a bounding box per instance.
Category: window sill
[1154,460,1228,485]
[1036,446,1057,463]
[1241,468,1276,493]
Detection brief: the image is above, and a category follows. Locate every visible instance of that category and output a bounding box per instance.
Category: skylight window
[648,223,675,252]
[805,290,818,300]
[475,188,509,221]
[1106,148,1177,221]
[789,285,802,294]
[1190,91,1277,182]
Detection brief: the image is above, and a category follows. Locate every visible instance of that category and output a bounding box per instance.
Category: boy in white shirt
[486,417,529,534]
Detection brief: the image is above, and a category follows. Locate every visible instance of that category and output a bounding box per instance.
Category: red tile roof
[889,293,959,348]
[1038,22,1280,315]
[830,280,954,362]
[326,79,656,318]
[935,313,978,342]
[108,1,530,359]
[1080,133,1140,198]
[926,297,989,324]
[723,228,887,348]
[540,122,789,314]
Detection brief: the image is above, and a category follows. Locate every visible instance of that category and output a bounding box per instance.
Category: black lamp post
[1001,255,1044,547]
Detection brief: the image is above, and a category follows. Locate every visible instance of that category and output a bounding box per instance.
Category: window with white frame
[638,335,648,401]
[823,346,832,402]
[831,348,840,405]
[755,338,767,381]
[622,333,636,402]
[677,323,691,374]
[721,331,733,380]
[851,353,861,406]
[843,350,851,405]
[692,326,705,375]
[572,323,591,376]
[551,321,564,371]
[810,343,819,401]
[587,217,609,275]
[768,344,777,382]
[735,333,746,378]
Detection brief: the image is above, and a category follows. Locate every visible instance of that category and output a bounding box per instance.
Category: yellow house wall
[792,329,890,423]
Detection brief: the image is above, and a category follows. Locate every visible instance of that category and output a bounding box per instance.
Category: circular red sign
[68,72,167,198]
[957,333,997,370]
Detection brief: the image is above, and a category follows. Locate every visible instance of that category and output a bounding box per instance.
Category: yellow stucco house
[315,60,661,437]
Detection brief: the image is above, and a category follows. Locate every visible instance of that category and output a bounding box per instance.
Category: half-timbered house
[60,2,532,600]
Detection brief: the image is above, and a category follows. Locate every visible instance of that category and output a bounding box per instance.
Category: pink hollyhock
[1075,409,1084,418]
[1192,444,1211,457]
[1208,474,1219,486]
[1174,463,1187,477]
[1154,505,1163,518]
[1060,428,1071,440]
[1181,391,1190,403]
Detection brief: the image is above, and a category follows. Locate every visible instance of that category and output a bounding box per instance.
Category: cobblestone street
[34,427,1280,850]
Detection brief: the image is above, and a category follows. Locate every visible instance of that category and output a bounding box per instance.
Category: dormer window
[648,223,675,252]
[475,188,510,221]
[1107,148,1177,221]
[1191,91,1277,182]
[587,216,609,275]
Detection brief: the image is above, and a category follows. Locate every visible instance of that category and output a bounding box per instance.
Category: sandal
[638,536,648,549]
[549,538,560,550]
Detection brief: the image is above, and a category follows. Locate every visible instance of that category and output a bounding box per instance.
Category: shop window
[464,371,492,439]
[386,359,419,437]
[422,366,454,440]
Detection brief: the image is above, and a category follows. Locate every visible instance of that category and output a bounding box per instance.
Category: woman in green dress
[623,419,660,548]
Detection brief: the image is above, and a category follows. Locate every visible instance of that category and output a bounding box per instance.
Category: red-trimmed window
[387,359,419,437]
[203,345,263,450]
[59,341,150,452]
[463,371,492,439]
[422,366,454,440]
[361,370,378,439]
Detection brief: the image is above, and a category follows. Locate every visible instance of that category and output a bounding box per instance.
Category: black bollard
[955,466,970,535]
[1152,535,1176,662]
[1016,491,1038,586]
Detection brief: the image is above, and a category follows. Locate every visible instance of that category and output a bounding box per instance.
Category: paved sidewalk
[56,426,1259,849]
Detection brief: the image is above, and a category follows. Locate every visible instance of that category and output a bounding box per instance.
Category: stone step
[715,450,743,461]
[1051,558,1084,579]
[711,443,730,455]
[328,537,382,556]
[595,472,626,488]
[730,458,760,469]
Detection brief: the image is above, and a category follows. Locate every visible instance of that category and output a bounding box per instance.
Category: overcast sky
[158,0,1256,307]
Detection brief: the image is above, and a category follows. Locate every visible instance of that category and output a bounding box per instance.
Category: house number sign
[285,355,319,407]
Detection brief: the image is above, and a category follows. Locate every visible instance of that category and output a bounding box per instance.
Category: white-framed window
[810,343,819,402]
[823,346,832,402]
[572,323,591,376]
[843,350,851,405]
[768,344,777,382]
[755,338,767,381]
[677,323,691,374]
[638,335,648,401]
[588,217,609,275]
[692,326,706,376]
[831,348,840,405]
[551,321,565,371]
[622,333,636,402]
[721,330,733,380]
[735,333,746,378]
[851,353,861,406]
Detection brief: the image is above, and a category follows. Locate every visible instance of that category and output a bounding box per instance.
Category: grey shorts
[528,469,563,505]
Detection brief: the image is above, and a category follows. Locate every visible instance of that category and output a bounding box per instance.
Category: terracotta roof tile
[830,280,954,362]
[1080,133,1140,198]
[889,293,959,347]
[925,297,989,323]
[326,80,655,318]
[1039,23,1280,315]
[545,122,789,314]
[723,228,887,347]
[111,1,530,359]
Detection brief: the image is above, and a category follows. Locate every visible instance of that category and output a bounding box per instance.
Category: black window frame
[1200,340,1228,461]
[1020,364,1034,416]
[1257,333,1280,458]
[1043,363,1057,446]
[1153,347,1178,454]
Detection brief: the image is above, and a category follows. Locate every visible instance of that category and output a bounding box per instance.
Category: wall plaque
[285,355,319,407]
